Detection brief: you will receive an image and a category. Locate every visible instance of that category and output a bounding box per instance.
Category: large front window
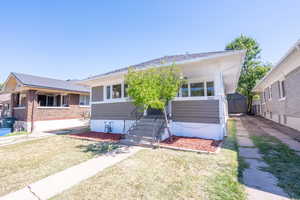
[112,84,122,99]
[104,83,129,100]
[190,82,204,96]
[38,94,69,107]
[178,81,214,97]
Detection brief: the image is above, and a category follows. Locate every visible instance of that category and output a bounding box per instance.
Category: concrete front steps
[120,117,164,147]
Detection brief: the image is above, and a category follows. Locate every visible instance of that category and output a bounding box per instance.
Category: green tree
[125,65,184,139]
[226,35,271,113]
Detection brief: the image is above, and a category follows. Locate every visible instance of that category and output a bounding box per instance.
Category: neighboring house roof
[84,50,244,81]
[10,72,90,93]
[253,39,300,92]
[0,93,10,104]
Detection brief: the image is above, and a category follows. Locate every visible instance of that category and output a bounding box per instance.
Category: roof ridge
[85,50,243,80]
[12,72,74,83]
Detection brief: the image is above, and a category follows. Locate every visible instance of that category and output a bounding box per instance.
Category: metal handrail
[126,107,144,135]
[151,114,166,144]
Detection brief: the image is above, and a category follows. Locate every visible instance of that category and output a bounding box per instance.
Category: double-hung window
[206,81,214,96]
[268,86,272,100]
[278,80,286,99]
[106,86,111,99]
[124,84,128,98]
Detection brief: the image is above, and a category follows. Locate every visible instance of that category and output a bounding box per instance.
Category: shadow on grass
[76,142,129,156]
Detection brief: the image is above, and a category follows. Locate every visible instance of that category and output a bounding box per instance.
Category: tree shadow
[76,142,130,156]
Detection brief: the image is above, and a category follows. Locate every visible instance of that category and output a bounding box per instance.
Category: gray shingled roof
[12,72,89,93]
[86,50,239,80]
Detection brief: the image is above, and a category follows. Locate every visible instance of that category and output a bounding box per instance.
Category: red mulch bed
[69,132,124,142]
[160,136,222,153]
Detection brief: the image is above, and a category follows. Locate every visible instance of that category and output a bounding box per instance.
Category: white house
[80,50,245,140]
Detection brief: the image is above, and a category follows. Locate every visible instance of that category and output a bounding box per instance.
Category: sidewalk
[235,118,290,200]
[0,132,53,147]
[0,145,142,200]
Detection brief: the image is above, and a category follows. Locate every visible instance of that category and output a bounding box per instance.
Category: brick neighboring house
[1,72,90,132]
[0,93,11,118]
[253,39,300,131]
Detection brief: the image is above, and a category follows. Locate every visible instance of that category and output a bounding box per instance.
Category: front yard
[51,120,246,200]
[0,135,118,196]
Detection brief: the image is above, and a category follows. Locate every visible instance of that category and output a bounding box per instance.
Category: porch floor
[69,132,124,142]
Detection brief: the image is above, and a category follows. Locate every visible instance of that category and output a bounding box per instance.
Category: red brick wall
[12,90,89,122]
[27,91,89,121]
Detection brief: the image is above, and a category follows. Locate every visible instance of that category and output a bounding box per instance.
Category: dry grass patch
[52,120,246,200]
[0,135,117,196]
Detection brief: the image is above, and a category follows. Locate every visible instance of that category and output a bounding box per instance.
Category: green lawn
[5,131,29,136]
[251,134,300,199]
[52,120,246,200]
[0,135,119,196]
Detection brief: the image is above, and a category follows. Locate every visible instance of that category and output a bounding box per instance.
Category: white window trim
[37,106,70,109]
[13,106,25,110]
[79,105,90,108]
[94,79,216,104]
[279,97,286,101]
[268,87,272,101]
[280,80,286,99]
[178,80,215,98]
[102,82,130,103]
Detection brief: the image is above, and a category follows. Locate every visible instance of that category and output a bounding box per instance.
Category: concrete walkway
[0,145,142,200]
[235,118,290,200]
[0,132,53,147]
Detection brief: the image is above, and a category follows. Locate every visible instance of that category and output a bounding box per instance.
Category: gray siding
[172,100,220,123]
[286,66,300,117]
[269,81,285,115]
[92,86,103,102]
[91,102,136,120]
[257,66,300,119]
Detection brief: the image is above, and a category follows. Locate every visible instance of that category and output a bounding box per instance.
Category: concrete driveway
[234,115,300,200]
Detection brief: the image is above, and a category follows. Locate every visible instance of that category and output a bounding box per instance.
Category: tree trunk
[247,95,253,114]
[163,106,172,141]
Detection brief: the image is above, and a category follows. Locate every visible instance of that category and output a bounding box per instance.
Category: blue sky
[0,0,300,82]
